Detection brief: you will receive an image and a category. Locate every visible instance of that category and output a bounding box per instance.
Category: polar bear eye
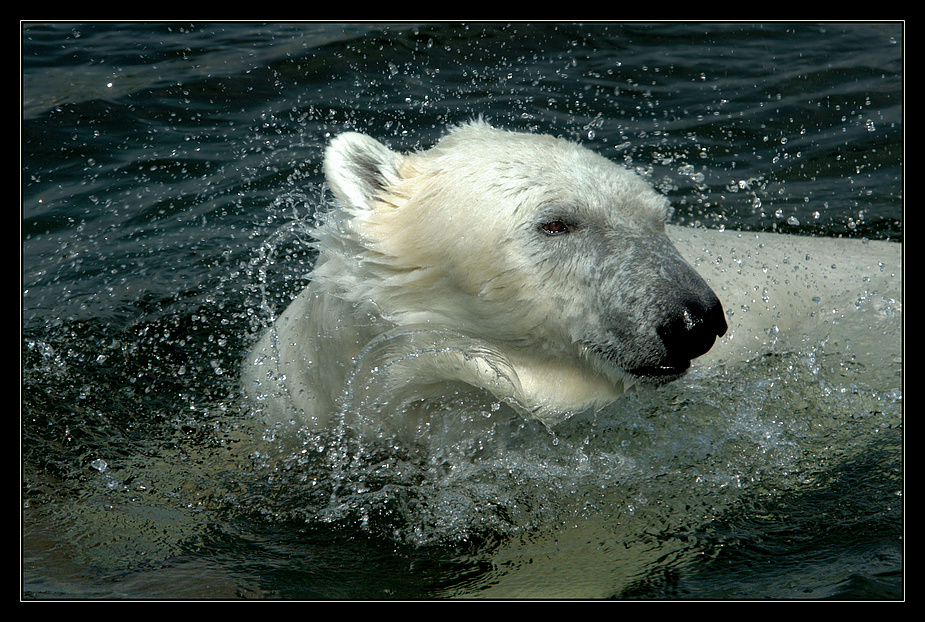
[540,220,572,236]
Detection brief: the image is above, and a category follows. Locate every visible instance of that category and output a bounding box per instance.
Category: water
[22,22,903,599]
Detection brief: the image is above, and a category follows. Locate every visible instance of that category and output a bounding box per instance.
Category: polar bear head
[316,120,727,403]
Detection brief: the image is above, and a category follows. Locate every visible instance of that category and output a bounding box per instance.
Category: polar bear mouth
[625,362,690,381]
[588,345,690,386]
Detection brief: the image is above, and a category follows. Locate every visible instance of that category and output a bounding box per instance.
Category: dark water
[22,22,903,600]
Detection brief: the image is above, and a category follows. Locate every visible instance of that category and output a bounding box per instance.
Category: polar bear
[242,120,901,434]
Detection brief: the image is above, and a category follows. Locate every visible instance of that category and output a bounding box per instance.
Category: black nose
[658,292,727,363]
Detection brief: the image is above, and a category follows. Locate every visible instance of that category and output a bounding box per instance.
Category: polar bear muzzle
[586,246,728,387]
[644,287,727,380]
[590,284,726,385]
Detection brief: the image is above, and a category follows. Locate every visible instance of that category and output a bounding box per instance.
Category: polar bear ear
[323,132,402,212]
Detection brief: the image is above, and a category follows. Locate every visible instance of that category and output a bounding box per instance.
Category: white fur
[242,121,901,432]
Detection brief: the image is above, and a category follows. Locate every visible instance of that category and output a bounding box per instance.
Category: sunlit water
[22,22,902,599]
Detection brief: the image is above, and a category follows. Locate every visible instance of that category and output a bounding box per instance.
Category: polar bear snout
[622,268,727,383]
[585,248,728,386]
[655,289,727,368]
[597,288,726,385]
[582,232,728,385]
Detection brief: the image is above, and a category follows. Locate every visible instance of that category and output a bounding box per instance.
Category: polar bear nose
[657,292,728,363]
